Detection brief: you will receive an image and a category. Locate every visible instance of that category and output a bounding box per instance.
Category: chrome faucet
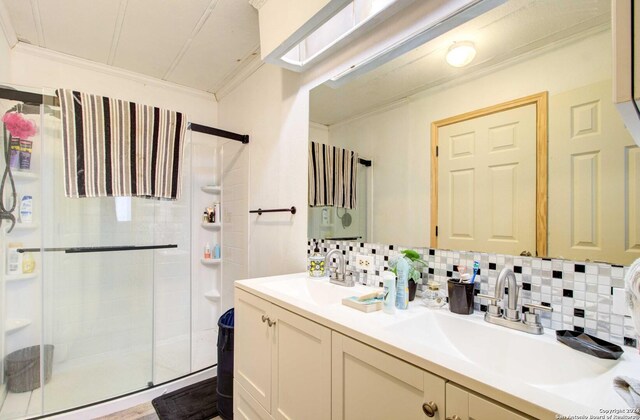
[478,267,552,335]
[325,249,354,287]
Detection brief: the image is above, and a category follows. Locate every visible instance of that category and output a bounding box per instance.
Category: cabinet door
[235,380,273,420]
[271,304,331,420]
[446,382,529,420]
[332,332,446,420]
[235,290,274,412]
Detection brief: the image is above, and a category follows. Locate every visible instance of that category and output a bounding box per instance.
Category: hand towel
[309,141,358,209]
[625,258,640,341]
[57,89,187,200]
[614,376,640,409]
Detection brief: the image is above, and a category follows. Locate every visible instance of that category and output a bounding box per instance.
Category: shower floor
[0,329,216,420]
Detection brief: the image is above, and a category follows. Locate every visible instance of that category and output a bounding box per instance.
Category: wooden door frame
[430,92,548,257]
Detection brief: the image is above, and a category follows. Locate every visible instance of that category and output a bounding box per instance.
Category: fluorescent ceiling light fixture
[446,41,476,67]
[280,0,406,70]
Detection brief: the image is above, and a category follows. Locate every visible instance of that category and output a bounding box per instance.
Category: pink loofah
[2,112,37,139]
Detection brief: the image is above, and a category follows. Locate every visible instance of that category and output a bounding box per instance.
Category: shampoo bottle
[214,243,221,259]
[382,271,396,314]
[204,243,211,259]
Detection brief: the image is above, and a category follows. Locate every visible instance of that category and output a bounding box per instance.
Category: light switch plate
[612,288,631,316]
[355,254,374,270]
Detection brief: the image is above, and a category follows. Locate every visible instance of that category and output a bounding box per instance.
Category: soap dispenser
[308,240,325,277]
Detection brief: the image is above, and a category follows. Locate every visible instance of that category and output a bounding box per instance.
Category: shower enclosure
[0,85,219,419]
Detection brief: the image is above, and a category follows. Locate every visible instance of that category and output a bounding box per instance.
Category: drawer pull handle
[267,318,276,327]
[446,416,461,420]
[422,401,438,417]
[261,315,268,323]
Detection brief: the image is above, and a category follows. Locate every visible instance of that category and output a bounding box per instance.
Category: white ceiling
[310,0,611,125]
[1,0,261,98]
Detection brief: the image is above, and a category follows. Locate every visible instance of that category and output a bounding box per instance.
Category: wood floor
[96,402,221,420]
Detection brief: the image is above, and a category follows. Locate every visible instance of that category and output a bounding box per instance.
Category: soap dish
[556,330,623,360]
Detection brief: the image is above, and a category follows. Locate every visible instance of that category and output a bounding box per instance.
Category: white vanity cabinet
[445,382,529,420]
[332,332,446,420]
[234,289,332,420]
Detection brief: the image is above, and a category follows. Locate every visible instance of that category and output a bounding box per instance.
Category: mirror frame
[430,91,549,256]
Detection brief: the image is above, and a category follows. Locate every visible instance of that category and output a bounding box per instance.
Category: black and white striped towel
[308,141,358,209]
[57,89,187,200]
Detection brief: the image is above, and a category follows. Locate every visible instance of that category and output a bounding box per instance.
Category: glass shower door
[38,102,156,415]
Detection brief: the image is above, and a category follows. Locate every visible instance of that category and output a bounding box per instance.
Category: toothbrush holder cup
[447,279,475,315]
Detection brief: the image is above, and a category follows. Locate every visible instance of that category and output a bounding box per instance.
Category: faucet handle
[524,302,552,313]
[477,294,502,317]
[523,303,552,326]
[477,293,497,302]
[329,263,338,279]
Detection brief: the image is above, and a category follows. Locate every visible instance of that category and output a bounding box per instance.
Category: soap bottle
[308,240,325,277]
[6,242,23,275]
[214,243,221,259]
[22,253,35,274]
[382,271,396,314]
[395,257,410,310]
[204,243,211,259]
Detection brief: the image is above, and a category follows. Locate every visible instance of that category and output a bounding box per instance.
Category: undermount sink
[388,310,619,386]
[261,276,373,306]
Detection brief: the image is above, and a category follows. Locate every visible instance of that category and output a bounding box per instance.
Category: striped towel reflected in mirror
[308,141,358,209]
[56,89,187,200]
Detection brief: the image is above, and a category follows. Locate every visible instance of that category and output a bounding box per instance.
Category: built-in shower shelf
[201,222,221,229]
[201,258,221,266]
[5,318,31,334]
[204,290,221,301]
[4,271,39,282]
[7,223,39,232]
[201,185,222,194]
[12,171,38,181]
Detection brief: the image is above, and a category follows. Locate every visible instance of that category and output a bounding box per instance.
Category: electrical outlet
[355,254,374,270]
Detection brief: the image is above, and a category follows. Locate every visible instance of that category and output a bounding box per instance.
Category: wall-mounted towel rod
[250,206,297,216]
[16,244,177,254]
[188,122,249,144]
[0,87,250,144]
[0,86,58,107]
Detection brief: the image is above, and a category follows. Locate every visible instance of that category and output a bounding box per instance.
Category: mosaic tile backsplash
[308,239,637,348]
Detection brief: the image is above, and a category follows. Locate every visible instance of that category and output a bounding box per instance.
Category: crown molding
[0,1,18,47]
[327,97,409,128]
[309,121,329,131]
[248,0,268,10]
[214,46,264,101]
[13,43,217,101]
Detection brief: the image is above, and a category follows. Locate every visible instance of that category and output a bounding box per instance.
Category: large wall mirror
[308,0,640,265]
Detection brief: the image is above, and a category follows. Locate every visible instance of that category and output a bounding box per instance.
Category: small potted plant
[389,249,428,301]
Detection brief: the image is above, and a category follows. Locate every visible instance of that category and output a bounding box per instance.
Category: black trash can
[217,308,234,420]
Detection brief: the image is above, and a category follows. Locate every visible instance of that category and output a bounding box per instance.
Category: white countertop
[236,273,640,419]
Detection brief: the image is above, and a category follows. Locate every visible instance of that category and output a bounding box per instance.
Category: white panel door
[438,105,537,255]
[549,80,639,264]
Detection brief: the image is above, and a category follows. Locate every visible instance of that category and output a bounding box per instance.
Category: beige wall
[0,26,10,83]
[323,30,612,248]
